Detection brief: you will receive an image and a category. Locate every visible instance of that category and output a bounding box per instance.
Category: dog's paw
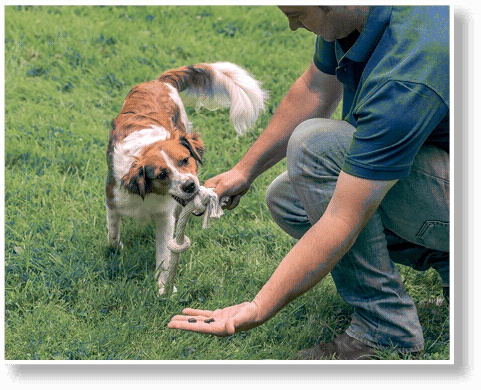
[158,285,178,296]
[107,241,124,255]
[109,240,124,250]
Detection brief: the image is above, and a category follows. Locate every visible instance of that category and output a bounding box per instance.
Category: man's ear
[180,133,204,165]
[121,159,147,199]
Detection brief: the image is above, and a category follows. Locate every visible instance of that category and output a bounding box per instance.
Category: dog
[105,62,267,294]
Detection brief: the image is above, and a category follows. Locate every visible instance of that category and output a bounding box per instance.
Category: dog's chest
[112,186,176,220]
[109,126,180,220]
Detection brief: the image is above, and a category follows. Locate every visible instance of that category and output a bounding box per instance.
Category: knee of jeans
[265,172,287,218]
[286,118,355,182]
[265,173,309,239]
[287,118,322,164]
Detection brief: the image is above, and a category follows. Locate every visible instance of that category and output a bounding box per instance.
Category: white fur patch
[111,185,175,220]
[210,62,268,134]
[160,150,199,197]
[112,126,170,182]
[179,62,268,135]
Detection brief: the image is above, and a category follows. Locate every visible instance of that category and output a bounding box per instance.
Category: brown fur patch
[120,152,170,199]
[143,133,203,176]
[157,64,213,93]
[107,81,187,159]
[105,172,117,210]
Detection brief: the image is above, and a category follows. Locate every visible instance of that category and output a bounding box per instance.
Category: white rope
[195,186,225,228]
[163,186,224,294]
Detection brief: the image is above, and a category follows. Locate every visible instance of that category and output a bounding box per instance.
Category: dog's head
[121,132,204,205]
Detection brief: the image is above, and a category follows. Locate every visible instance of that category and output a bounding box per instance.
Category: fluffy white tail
[157,62,268,135]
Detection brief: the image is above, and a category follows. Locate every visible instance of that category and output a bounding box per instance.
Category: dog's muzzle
[171,179,199,207]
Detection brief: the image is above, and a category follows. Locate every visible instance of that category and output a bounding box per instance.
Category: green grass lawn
[4,5,449,360]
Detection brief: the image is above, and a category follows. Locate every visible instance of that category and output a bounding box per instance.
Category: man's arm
[205,61,342,207]
[250,172,397,323]
[168,171,397,335]
[238,61,342,182]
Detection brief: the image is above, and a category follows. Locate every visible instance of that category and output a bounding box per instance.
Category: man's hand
[204,168,251,210]
[168,302,261,336]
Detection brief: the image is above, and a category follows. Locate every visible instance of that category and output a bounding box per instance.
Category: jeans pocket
[415,221,450,252]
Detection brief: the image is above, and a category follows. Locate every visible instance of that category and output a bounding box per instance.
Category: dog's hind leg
[155,213,177,295]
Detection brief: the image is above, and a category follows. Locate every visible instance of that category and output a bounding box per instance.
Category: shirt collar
[342,6,392,63]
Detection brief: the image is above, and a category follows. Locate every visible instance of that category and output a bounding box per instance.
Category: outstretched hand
[168,301,260,336]
[204,168,251,210]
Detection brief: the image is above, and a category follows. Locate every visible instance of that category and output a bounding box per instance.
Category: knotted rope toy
[161,186,226,295]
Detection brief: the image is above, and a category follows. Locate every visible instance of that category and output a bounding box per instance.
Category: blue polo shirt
[313,6,449,180]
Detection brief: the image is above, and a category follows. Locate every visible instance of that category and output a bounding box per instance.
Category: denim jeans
[266,118,449,352]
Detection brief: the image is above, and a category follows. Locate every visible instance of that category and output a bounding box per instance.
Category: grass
[4,5,449,361]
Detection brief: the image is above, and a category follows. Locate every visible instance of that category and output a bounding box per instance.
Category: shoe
[295,332,378,360]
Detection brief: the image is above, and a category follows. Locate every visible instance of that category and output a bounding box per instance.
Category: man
[168,6,450,360]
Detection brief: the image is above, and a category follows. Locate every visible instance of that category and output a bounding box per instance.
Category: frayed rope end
[193,186,225,228]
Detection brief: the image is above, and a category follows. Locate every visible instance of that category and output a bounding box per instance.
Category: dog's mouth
[172,194,195,207]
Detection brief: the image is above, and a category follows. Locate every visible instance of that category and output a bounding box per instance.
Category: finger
[225,188,249,210]
[204,178,227,199]
[222,195,239,210]
[169,313,218,324]
[228,194,242,210]
[219,196,230,208]
[168,319,228,336]
[169,315,201,322]
[168,320,212,332]
[203,177,219,190]
[225,318,236,336]
[239,187,249,197]
[181,308,214,317]
[220,196,233,210]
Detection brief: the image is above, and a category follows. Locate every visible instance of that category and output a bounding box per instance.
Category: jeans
[266,118,449,352]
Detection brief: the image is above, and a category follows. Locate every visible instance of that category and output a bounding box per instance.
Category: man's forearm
[251,205,356,324]
[251,173,397,325]
[235,62,342,183]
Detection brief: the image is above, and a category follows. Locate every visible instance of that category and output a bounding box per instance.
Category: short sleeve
[342,80,449,180]
[313,36,338,75]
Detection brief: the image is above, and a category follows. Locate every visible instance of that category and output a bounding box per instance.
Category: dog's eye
[157,171,168,180]
[178,157,190,167]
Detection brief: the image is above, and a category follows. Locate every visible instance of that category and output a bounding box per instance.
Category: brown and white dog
[105,62,267,294]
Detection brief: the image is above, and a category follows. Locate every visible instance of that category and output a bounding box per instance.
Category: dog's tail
[157,62,268,135]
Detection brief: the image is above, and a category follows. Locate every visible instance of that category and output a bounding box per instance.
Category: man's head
[278,6,370,41]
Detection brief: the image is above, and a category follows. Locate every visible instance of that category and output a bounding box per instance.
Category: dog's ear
[121,159,148,199]
[180,134,204,165]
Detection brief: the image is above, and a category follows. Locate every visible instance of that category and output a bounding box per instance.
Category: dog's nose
[182,180,197,194]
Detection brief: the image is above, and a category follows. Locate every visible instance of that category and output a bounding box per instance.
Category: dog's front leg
[155,213,177,295]
[106,206,123,249]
